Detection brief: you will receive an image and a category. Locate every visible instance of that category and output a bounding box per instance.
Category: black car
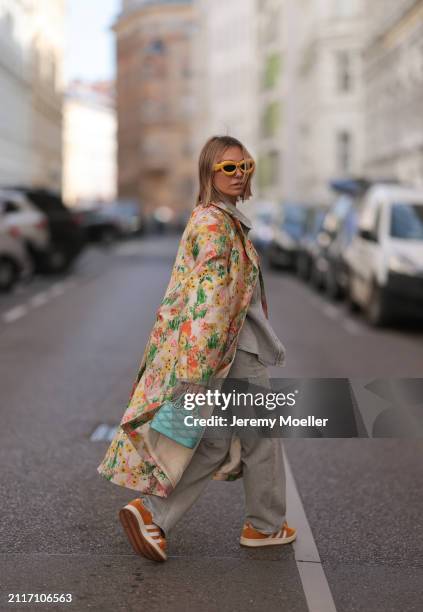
[9,187,86,273]
[72,207,122,244]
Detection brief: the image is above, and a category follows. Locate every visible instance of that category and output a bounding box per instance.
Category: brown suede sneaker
[240,521,297,547]
[119,498,167,562]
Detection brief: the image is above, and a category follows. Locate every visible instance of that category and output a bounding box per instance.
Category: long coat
[97,200,270,497]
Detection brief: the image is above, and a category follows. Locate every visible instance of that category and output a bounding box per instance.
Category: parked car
[245,199,280,253]
[0,222,32,291]
[71,207,121,244]
[296,207,327,281]
[8,187,86,273]
[101,200,144,237]
[309,195,360,297]
[267,203,310,269]
[344,184,423,326]
[0,189,50,270]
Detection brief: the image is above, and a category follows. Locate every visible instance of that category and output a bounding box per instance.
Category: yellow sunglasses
[213,158,255,176]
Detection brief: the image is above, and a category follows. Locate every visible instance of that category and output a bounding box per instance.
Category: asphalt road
[1,235,422,612]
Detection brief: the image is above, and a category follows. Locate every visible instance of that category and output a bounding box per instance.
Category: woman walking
[97,135,297,562]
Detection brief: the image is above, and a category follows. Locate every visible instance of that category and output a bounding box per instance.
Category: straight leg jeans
[142,349,287,536]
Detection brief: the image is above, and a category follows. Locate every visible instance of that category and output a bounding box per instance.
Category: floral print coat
[97,200,270,497]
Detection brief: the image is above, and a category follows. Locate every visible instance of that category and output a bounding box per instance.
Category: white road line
[90,424,118,441]
[322,304,340,320]
[30,292,49,308]
[283,445,337,612]
[49,282,66,297]
[2,305,28,323]
[1,279,79,325]
[342,318,364,336]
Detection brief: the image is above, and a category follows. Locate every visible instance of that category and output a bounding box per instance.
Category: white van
[345,184,423,326]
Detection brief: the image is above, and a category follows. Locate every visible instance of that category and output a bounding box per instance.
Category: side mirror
[359,228,377,242]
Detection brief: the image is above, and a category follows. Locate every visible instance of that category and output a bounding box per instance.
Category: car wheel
[45,246,69,273]
[0,257,19,292]
[101,227,118,245]
[365,280,390,327]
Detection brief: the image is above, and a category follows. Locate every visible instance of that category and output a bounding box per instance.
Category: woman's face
[213,146,246,204]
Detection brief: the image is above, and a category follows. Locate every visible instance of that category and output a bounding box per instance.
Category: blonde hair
[196,135,255,207]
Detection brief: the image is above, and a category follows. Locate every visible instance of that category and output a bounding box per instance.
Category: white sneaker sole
[240,532,297,547]
[119,503,167,562]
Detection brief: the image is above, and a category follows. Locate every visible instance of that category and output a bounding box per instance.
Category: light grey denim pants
[142,349,286,535]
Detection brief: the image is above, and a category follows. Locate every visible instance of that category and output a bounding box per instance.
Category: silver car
[0,221,32,292]
[0,189,50,269]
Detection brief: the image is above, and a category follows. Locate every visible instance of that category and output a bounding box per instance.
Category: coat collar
[211,199,253,233]
[208,200,269,319]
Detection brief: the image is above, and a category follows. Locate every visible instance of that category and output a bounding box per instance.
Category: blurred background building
[364,0,423,187]
[114,0,196,219]
[0,0,64,190]
[292,0,367,204]
[1,0,422,215]
[63,80,117,207]
[256,0,284,202]
[192,0,368,204]
[193,0,258,161]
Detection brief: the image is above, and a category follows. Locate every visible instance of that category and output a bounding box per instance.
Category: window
[335,51,352,92]
[257,151,280,189]
[263,53,281,89]
[261,102,281,138]
[390,203,423,240]
[336,131,352,174]
[145,39,166,55]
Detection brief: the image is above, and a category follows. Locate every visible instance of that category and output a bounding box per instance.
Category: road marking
[284,445,337,612]
[30,292,49,308]
[90,424,118,441]
[2,305,28,323]
[322,304,339,320]
[342,318,364,336]
[49,282,66,297]
[1,279,80,325]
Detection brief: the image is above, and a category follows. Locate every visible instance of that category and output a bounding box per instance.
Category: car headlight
[389,254,420,275]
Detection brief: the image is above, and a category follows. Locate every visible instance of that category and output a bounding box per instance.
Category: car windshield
[390,202,423,240]
[282,205,308,239]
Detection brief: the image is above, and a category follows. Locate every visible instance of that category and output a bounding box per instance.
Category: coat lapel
[210,202,269,320]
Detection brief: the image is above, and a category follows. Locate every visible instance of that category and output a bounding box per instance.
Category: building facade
[292,0,367,204]
[255,0,284,201]
[63,81,117,207]
[0,0,64,190]
[364,0,423,186]
[192,0,258,162]
[114,0,196,217]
